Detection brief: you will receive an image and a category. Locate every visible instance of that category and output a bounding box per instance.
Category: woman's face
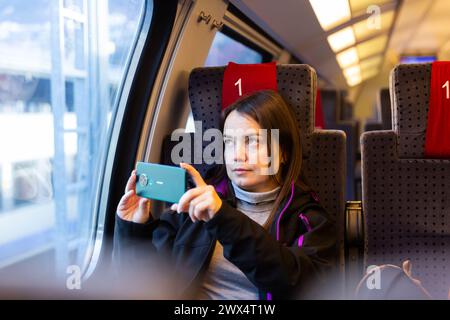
[223,110,280,192]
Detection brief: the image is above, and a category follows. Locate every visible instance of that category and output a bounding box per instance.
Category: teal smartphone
[135,162,186,203]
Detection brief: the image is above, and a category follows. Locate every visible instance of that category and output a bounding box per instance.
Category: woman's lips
[233,168,251,174]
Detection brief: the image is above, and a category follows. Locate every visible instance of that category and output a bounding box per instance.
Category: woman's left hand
[170,163,222,223]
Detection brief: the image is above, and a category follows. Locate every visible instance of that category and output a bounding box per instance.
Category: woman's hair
[218,89,311,229]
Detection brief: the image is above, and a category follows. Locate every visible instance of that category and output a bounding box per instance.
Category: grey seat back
[361,63,450,298]
[321,89,358,200]
[378,88,392,130]
[186,65,346,272]
[364,88,391,132]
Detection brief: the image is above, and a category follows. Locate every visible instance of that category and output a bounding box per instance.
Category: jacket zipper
[266,180,295,300]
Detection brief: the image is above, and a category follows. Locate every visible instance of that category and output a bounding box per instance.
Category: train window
[186,27,270,132]
[204,30,264,66]
[0,0,147,278]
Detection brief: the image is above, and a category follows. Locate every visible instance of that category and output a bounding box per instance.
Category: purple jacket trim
[214,177,228,197]
[276,181,295,241]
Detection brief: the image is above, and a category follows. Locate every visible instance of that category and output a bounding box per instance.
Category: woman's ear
[280,152,287,164]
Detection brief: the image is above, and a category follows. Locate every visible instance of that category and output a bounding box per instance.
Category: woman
[114,90,337,300]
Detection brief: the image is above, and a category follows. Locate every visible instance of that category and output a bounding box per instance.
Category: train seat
[320,89,359,200]
[162,64,347,290]
[361,63,450,299]
[364,88,392,132]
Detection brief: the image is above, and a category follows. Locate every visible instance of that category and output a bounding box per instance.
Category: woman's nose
[233,140,247,162]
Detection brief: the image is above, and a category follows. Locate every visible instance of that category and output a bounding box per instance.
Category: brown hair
[220,89,310,229]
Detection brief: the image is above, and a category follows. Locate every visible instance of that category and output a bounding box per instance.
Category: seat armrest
[345,201,363,246]
[344,200,364,296]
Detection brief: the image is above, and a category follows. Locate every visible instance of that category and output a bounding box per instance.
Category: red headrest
[221,62,278,110]
[424,61,450,158]
[315,88,325,129]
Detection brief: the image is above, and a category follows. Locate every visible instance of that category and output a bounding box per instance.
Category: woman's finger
[180,162,206,187]
[138,197,150,212]
[128,197,149,223]
[177,187,205,213]
[188,202,197,223]
[188,201,199,223]
[118,189,134,207]
[189,193,211,222]
[188,195,202,223]
[125,171,136,193]
[193,200,210,222]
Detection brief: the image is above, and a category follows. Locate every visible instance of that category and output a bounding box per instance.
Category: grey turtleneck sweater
[196,181,280,300]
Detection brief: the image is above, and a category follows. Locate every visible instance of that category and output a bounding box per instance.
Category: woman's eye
[248,137,259,145]
[223,138,233,145]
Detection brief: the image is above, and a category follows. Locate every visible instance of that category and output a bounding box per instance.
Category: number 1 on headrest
[443,80,449,99]
[235,78,242,97]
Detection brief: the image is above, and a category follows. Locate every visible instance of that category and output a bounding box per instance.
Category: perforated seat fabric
[361,64,450,298]
[183,64,346,271]
[391,64,432,159]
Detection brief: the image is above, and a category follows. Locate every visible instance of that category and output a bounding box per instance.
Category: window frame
[222,4,284,62]
[83,0,178,280]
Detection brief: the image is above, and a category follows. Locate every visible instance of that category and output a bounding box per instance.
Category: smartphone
[135,162,186,203]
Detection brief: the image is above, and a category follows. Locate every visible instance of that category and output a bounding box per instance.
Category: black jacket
[113,177,337,300]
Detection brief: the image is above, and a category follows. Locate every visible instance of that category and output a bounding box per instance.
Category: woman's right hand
[117,170,152,223]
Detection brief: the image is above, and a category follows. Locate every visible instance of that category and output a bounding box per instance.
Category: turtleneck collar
[231,181,280,205]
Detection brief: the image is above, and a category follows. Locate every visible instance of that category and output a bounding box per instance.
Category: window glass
[0,0,148,279]
[204,31,263,66]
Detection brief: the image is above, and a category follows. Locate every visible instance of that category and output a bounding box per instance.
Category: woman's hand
[170,163,222,223]
[117,170,152,224]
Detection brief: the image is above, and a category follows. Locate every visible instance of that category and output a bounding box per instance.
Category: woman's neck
[231,181,280,204]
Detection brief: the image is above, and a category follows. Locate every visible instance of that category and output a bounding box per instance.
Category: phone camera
[139,174,148,186]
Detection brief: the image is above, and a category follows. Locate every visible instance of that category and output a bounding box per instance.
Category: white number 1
[234,78,242,96]
[443,80,449,99]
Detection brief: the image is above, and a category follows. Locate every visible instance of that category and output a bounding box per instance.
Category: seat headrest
[319,89,340,127]
[390,63,450,158]
[188,64,317,156]
[222,62,278,110]
[390,63,431,158]
[377,88,391,130]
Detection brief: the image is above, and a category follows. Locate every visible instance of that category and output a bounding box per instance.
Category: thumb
[402,260,412,277]
[138,198,150,214]
[131,198,150,223]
